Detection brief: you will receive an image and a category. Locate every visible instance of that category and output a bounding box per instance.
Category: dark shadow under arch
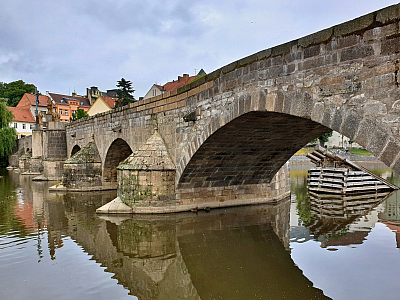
[179,111,330,189]
[71,145,81,157]
[103,138,133,184]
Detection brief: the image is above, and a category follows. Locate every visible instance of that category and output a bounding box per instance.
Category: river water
[1,161,400,299]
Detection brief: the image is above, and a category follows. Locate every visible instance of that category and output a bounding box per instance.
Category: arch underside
[103,138,133,184]
[179,111,330,189]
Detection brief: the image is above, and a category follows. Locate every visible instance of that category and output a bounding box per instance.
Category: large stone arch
[103,138,133,184]
[178,111,329,189]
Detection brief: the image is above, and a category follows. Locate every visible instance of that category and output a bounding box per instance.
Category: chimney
[72,92,77,97]
[183,74,189,78]
[178,76,183,82]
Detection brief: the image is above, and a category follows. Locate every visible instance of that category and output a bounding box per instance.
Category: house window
[14,123,17,128]
[22,124,26,129]
[65,110,68,116]
[59,109,63,115]
[30,124,33,129]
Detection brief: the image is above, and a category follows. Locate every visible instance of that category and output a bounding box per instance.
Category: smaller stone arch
[103,138,133,185]
[63,141,102,188]
[71,145,81,157]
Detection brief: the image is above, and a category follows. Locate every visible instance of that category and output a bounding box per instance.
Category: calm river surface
[1,161,400,299]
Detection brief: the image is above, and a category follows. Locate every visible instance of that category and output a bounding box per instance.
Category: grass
[294,147,372,156]
[294,147,314,155]
[348,148,372,155]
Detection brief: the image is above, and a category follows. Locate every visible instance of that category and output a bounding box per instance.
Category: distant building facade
[47,92,91,123]
[143,72,202,100]
[86,86,119,105]
[7,106,35,137]
[87,96,118,116]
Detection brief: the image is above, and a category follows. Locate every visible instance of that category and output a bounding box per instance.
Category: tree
[318,131,333,147]
[0,99,17,158]
[310,131,333,147]
[70,108,88,121]
[115,78,135,108]
[0,80,36,107]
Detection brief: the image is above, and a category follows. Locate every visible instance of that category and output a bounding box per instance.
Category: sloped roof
[156,74,196,93]
[103,96,118,109]
[8,107,35,123]
[49,92,91,107]
[117,131,175,171]
[65,141,101,164]
[18,93,49,107]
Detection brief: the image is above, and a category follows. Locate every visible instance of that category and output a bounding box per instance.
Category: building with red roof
[16,93,50,119]
[143,70,204,100]
[8,106,36,136]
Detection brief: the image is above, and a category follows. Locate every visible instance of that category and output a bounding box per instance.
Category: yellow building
[87,96,117,116]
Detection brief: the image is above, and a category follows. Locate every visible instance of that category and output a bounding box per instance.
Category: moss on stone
[65,141,101,164]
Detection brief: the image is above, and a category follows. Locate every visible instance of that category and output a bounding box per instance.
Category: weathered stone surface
[334,13,374,36]
[381,140,400,167]
[65,141,101,164]
[118,131,175,171]
[376,4,400,24]
[340,45,374,61]
[96,197,132,214]
[117,131,176,206]
[298,28,333,48]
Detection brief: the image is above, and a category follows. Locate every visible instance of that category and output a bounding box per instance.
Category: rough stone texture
[59,5,400,210]
[63,162,102,188]
[42,160,65,180]
[44,130,67,160]
[117,131,176,206]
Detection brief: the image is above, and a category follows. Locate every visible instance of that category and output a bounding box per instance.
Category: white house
[7,106,36,137]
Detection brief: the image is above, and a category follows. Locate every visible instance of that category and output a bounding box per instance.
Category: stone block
[304,45,321,59]
[256,48,272,60]
[341,45,374,62]
[311,102,325,123]
[334,13,374,36]
[341,110,361,140]
[380,140,400,167]
[376,4,400,25]
[271,41,293,57]
[368,127,389,156]
[381,36,400,55]
[298,28,333,48]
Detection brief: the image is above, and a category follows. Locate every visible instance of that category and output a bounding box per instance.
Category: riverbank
[289,154,380,164]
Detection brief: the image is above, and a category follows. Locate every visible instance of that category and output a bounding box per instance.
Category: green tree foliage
[0,80,36,107]
[70,108,88,121]
[310,131,333,146]
[115,78,135,108]
[293,182,312,224]
[0,99,17,157]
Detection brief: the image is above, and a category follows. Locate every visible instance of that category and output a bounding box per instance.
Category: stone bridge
[65,4,400,212]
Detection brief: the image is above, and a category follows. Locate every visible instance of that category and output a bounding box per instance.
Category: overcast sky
[0,0,398,98]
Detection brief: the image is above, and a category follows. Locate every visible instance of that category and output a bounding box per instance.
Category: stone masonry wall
[44,130,67,160]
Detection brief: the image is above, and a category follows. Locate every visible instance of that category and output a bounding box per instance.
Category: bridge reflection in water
[61,196,329,299]
[7,166,400,299]
[9,170,328,300]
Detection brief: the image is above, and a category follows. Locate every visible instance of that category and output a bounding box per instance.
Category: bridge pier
[116,131,177,207]
[29,122,67,180]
